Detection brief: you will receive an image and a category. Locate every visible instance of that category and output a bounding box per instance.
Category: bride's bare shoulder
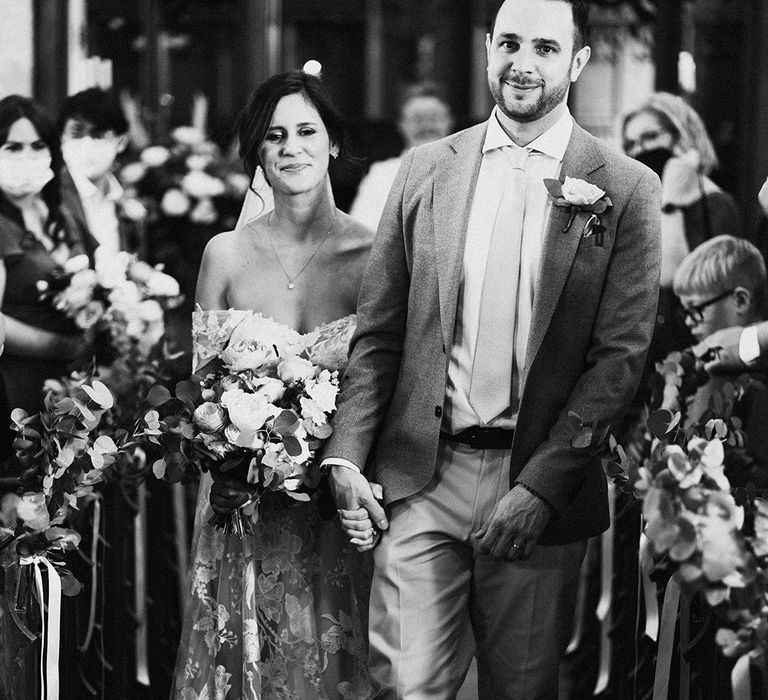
[336,211,375,253]
[203,214,267,260]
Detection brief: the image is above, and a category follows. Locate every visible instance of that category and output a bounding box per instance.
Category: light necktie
[468,145,528,424]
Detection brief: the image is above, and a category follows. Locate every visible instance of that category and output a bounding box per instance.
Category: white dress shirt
[69,169,123,258]
[323,108,573,472]
[445,107,573,431]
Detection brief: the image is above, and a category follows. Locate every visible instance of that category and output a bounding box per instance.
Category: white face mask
[0,154,54,199]
[62,136,119,180]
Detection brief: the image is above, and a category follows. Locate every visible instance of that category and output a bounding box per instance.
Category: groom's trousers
[368,438,587,700]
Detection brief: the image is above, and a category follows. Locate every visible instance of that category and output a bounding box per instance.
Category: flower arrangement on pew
[568,346,768,683]
[0,380,140,635]
[39,252,183,365]
[141,316,340,538]
[119,126,249,231]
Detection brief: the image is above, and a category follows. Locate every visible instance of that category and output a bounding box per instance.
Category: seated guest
[673,235,768,486]
[0,95,87,419]
[59,87,146,262]
[349,82,453,231]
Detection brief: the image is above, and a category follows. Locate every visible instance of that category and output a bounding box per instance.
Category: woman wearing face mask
[622,92,743,389]
[0,95,87,422]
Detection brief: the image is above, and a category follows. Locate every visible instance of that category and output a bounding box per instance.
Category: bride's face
[260,93,335,197]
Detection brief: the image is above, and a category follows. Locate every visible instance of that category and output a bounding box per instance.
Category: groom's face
[486,0,590,124]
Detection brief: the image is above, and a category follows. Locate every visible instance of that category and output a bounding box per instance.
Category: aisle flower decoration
[567,346,768,687]
[119,126,249,232]
[142,315,340,538]
[0,380,142,645]
[38,252,183,363]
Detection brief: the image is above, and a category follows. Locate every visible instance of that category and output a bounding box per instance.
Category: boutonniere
[544,176,613,246]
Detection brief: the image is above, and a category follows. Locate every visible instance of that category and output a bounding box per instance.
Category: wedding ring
[511,543,521,549]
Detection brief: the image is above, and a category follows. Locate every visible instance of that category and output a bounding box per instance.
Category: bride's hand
[339,502,381,552]
[209,474,254,514]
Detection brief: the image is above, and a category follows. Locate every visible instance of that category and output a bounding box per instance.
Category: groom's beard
[489,71,571,124]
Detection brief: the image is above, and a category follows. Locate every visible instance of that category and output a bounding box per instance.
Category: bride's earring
[330,147,339,160]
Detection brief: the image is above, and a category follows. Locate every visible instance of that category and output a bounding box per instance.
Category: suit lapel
[523,123,606,373]
[433,125,486,351]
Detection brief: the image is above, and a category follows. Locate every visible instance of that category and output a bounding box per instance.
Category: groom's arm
[323,148,417,469]
[516,167,662,513]
[322,149,419,527]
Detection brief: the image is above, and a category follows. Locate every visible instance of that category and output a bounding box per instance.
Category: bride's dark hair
[237,70,347,188]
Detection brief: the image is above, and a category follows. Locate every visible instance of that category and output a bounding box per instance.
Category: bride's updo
[237,70,348,187]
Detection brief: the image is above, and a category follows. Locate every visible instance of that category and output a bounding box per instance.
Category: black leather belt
[440,426,515,450]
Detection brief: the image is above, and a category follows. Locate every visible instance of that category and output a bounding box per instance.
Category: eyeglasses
[679,288,735,324]
[622,128,668,154]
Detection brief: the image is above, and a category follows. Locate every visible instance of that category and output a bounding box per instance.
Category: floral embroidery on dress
[174,309,371,700]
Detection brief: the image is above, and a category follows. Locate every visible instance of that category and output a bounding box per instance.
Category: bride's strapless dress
[172,309,372,699]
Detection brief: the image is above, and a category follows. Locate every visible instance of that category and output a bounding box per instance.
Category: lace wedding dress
[172,309,372,700]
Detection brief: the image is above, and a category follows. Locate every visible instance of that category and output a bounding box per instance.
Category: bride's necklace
[266,211,337,290]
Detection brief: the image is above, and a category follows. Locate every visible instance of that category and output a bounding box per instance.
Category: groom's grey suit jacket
[325,119,661,544]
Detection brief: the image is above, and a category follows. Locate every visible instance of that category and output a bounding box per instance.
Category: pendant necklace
[266,210,337,290]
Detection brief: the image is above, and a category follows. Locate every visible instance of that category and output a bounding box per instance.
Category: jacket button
[434,406,443,418]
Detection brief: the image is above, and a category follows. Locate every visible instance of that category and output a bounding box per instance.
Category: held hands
[472,484,550,561]
[330,466,388,553]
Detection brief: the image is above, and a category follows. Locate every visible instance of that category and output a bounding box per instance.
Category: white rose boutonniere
[544,176,613,245]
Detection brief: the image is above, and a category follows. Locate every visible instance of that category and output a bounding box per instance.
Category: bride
[172,69,376,699]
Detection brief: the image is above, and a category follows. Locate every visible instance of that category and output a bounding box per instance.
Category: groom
[326,0,661,696]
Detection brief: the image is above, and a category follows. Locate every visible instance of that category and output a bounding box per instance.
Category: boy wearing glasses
[672,234,768,485]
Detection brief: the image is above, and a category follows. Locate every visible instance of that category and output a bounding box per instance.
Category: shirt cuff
[319,458,362,474]
[739,325,761,364]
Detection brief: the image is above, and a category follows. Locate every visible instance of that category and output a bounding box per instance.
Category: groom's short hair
[488,0,590,52]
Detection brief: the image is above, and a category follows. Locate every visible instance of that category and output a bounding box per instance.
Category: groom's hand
[329,466,389,532]
[472,485,550,561]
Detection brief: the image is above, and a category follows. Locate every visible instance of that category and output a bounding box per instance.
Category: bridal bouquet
[143,316,340,537]
[38,252,183,363]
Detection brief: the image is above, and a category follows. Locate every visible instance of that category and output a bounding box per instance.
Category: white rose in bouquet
[96,251,132,288]
[63,254,90,275]
[70,268,98,290]
[221,340,277,373]
[161,188,191,216]
[74,300,106,330]
[193,402,227,433]
[140,145,171,167]
[278,355,316,384]
[222,389,276,434]
[137,299,164,323]
[108,281,143,310]
[182,170,226,199]
[55,284,93,314]
[305,372,338,413]
[252,376,286,403]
